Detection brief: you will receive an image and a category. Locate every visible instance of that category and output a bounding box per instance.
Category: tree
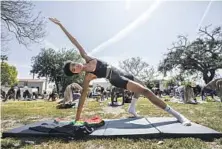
[165,79,177,88]
[166,74,185,88]
[1,1,46,50]
[31,48,84,94]
[1,62,18,86]
[159,25,222,84]
[1,55,8,63]
[119,57,155,84]
[146,80,159,89]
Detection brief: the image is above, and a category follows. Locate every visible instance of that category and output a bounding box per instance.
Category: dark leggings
[201,88,216,101]
[108,67,134,89]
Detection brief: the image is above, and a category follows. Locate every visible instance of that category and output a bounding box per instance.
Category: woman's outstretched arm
[49,18,92,62]
[75,73,97,121]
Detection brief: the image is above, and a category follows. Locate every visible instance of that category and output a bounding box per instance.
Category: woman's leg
[127,78,144,117]
[126,80,191,126]
[128,93,139,117]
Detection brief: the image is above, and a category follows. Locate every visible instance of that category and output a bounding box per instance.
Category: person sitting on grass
[49,17,191,126]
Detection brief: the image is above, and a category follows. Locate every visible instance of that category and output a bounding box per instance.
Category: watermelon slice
[84,116,105,128]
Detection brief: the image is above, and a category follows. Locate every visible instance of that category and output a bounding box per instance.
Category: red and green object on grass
[54,116,105,128]
[83,116,105,128]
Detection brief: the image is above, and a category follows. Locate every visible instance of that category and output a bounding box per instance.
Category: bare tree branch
[1,1,46,49]
[119,57,154,83]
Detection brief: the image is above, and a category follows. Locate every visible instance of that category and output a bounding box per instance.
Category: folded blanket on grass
[29,116,105,137]
[29,123,93,137]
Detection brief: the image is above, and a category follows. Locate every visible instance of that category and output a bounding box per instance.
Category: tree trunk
[55,80,60,95]
[202,69,215,84]
[216,80,222,101]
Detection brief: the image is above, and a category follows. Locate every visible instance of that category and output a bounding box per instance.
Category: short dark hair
[63,61,74,76]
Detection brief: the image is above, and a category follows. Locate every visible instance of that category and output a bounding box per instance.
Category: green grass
[1,98,222,149]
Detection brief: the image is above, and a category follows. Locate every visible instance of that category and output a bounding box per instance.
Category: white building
[89,78,111,89]
[18,79,55,94]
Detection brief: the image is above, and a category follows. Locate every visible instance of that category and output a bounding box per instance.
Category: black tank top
[88,59,108,78]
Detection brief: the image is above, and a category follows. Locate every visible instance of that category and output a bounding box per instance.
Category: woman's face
[70,62,83,74]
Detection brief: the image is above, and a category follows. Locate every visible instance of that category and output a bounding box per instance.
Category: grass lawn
[1,97,222,149]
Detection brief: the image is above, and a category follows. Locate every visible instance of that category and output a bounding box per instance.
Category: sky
[3,0,222,81]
